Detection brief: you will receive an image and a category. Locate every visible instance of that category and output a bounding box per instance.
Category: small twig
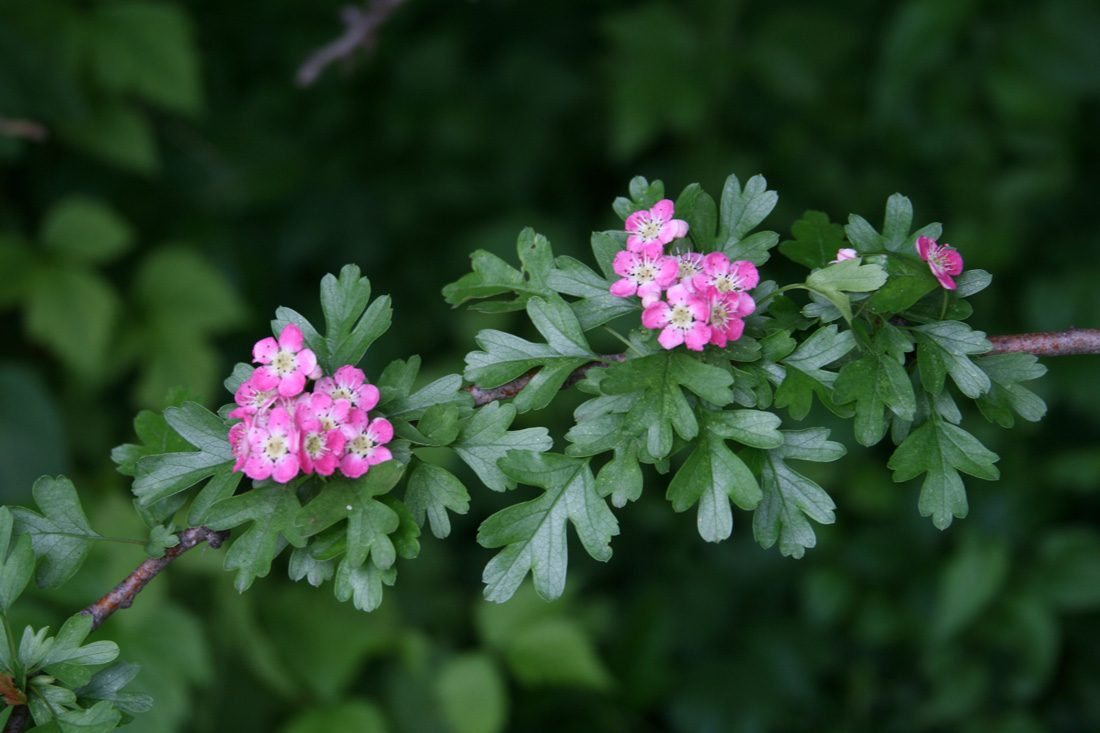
[0,115,48,143]
[296,0,408,87]
[984,327,1100,357]
[2,706,29,733]
[79,526,230,633]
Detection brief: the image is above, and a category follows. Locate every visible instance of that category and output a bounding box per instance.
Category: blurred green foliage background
[2,0,1100,730]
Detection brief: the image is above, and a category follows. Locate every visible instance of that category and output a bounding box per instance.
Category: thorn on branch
[296,0,409,87]
[79,526,230,633]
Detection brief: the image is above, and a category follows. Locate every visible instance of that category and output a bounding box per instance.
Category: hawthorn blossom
[641,284,711,351]
[229,420,252,472]
[245,406,301,483]
[691,252,759,295]
[296,399,346,476]
[830,248,858,263]
[703,287,756,347]
[296,390,351,432]
[916,236,964,290]
[610,244,679,306]
[228,377,277,419]
[314,364,379,411]
[251,324,323,398]
[340,410,394,479]
[673,251,706,290]
[625,199,689,252]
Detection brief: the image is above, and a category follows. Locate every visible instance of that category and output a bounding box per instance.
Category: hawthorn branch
[984,327,1100,357]
[79,526,230,633]
[296,0,408,87]
[461,329,1100,407]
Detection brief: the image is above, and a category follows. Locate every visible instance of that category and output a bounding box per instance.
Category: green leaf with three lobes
[834,351,917,446]
[275,265,392,375]
[443,228,555,311]
[378,355,473,422]
[779,210,848,269]
[465,296,598,413]
[203,482,308,592]
[405,462,469,539]
[598,351,734,460]
[716,174,779,263]
[675,182,717,253]
[913,321,992,398]
[295,461,406,572]
[132,401,233,505]
[452,401,553,491]
[775,325,856,420]
[11,476,103,589]
[973,353,1048,427]
[666,409,783,543]
[805,257,888,322]
[478,452,619,603]
[888,415,1000,530]
[745,428,845,559]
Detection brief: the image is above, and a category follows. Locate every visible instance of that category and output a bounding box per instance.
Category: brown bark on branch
[79,526,230,632]
[984,328,1100,357]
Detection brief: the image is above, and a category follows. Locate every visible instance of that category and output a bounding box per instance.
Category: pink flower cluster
[228,324,393,484]
[610,200,758,351]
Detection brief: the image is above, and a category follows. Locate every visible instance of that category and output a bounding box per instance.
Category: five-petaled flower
[702,287,756,348]
[625,199,689,252]
[610,244,679,306]
[340,411,394,479]
[251,324,323,398]
[916,236,964,290]
[642,284,712,351]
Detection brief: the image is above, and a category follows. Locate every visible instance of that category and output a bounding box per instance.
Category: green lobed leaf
[0,507,35,613]
[11,476,102,589]
[973,353,1048,428]
[478,452,619,603]
[774,325,857,420]
[451,402,553,491]
[56,699,123,732]
[881,193,914,251]
[333,557,395,612]
[599,351,735,460]
[864,255,940,314]
[887,415,1000,530]
[204,482,309,592]
[805,258,888,322]
[715,174,779,263]
[834,352,917,446]
[912,321,992,398]
[675,182,717,253]
[666,410,764,543]
[590,230,628,281]
[41,614,119,669]
[404,462,469,539]
[779,210,848,269]
[747,429,845,558]
[443,228,556,310]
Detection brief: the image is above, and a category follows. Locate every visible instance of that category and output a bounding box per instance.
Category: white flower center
[348,434,376,457]
[264,435,288,460]
[634,263,657,283]
[304,433,325,458]
[638,217,661,240]
[331,388,353,403]
[670,304,694,329]
[272,350,296,376]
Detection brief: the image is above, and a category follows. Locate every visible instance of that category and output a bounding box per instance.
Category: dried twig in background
[296,0,409,87]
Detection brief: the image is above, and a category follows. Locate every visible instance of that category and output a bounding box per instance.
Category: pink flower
[916,236,964,290]
[830,248,858,264]
[296,391,351,433]
[339,410,394,479]
[228,377,278,419]
[313,365,379,412]
[641,284,711,351]
[245,406,300,483]
[251,324,323,398]
[691,252,759,294]
[673,251,706,289]
[702,287,755,347]
[229,420,252,472]
[610,244,679,306]
[296,398,347,477]
[625,199,689,252]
